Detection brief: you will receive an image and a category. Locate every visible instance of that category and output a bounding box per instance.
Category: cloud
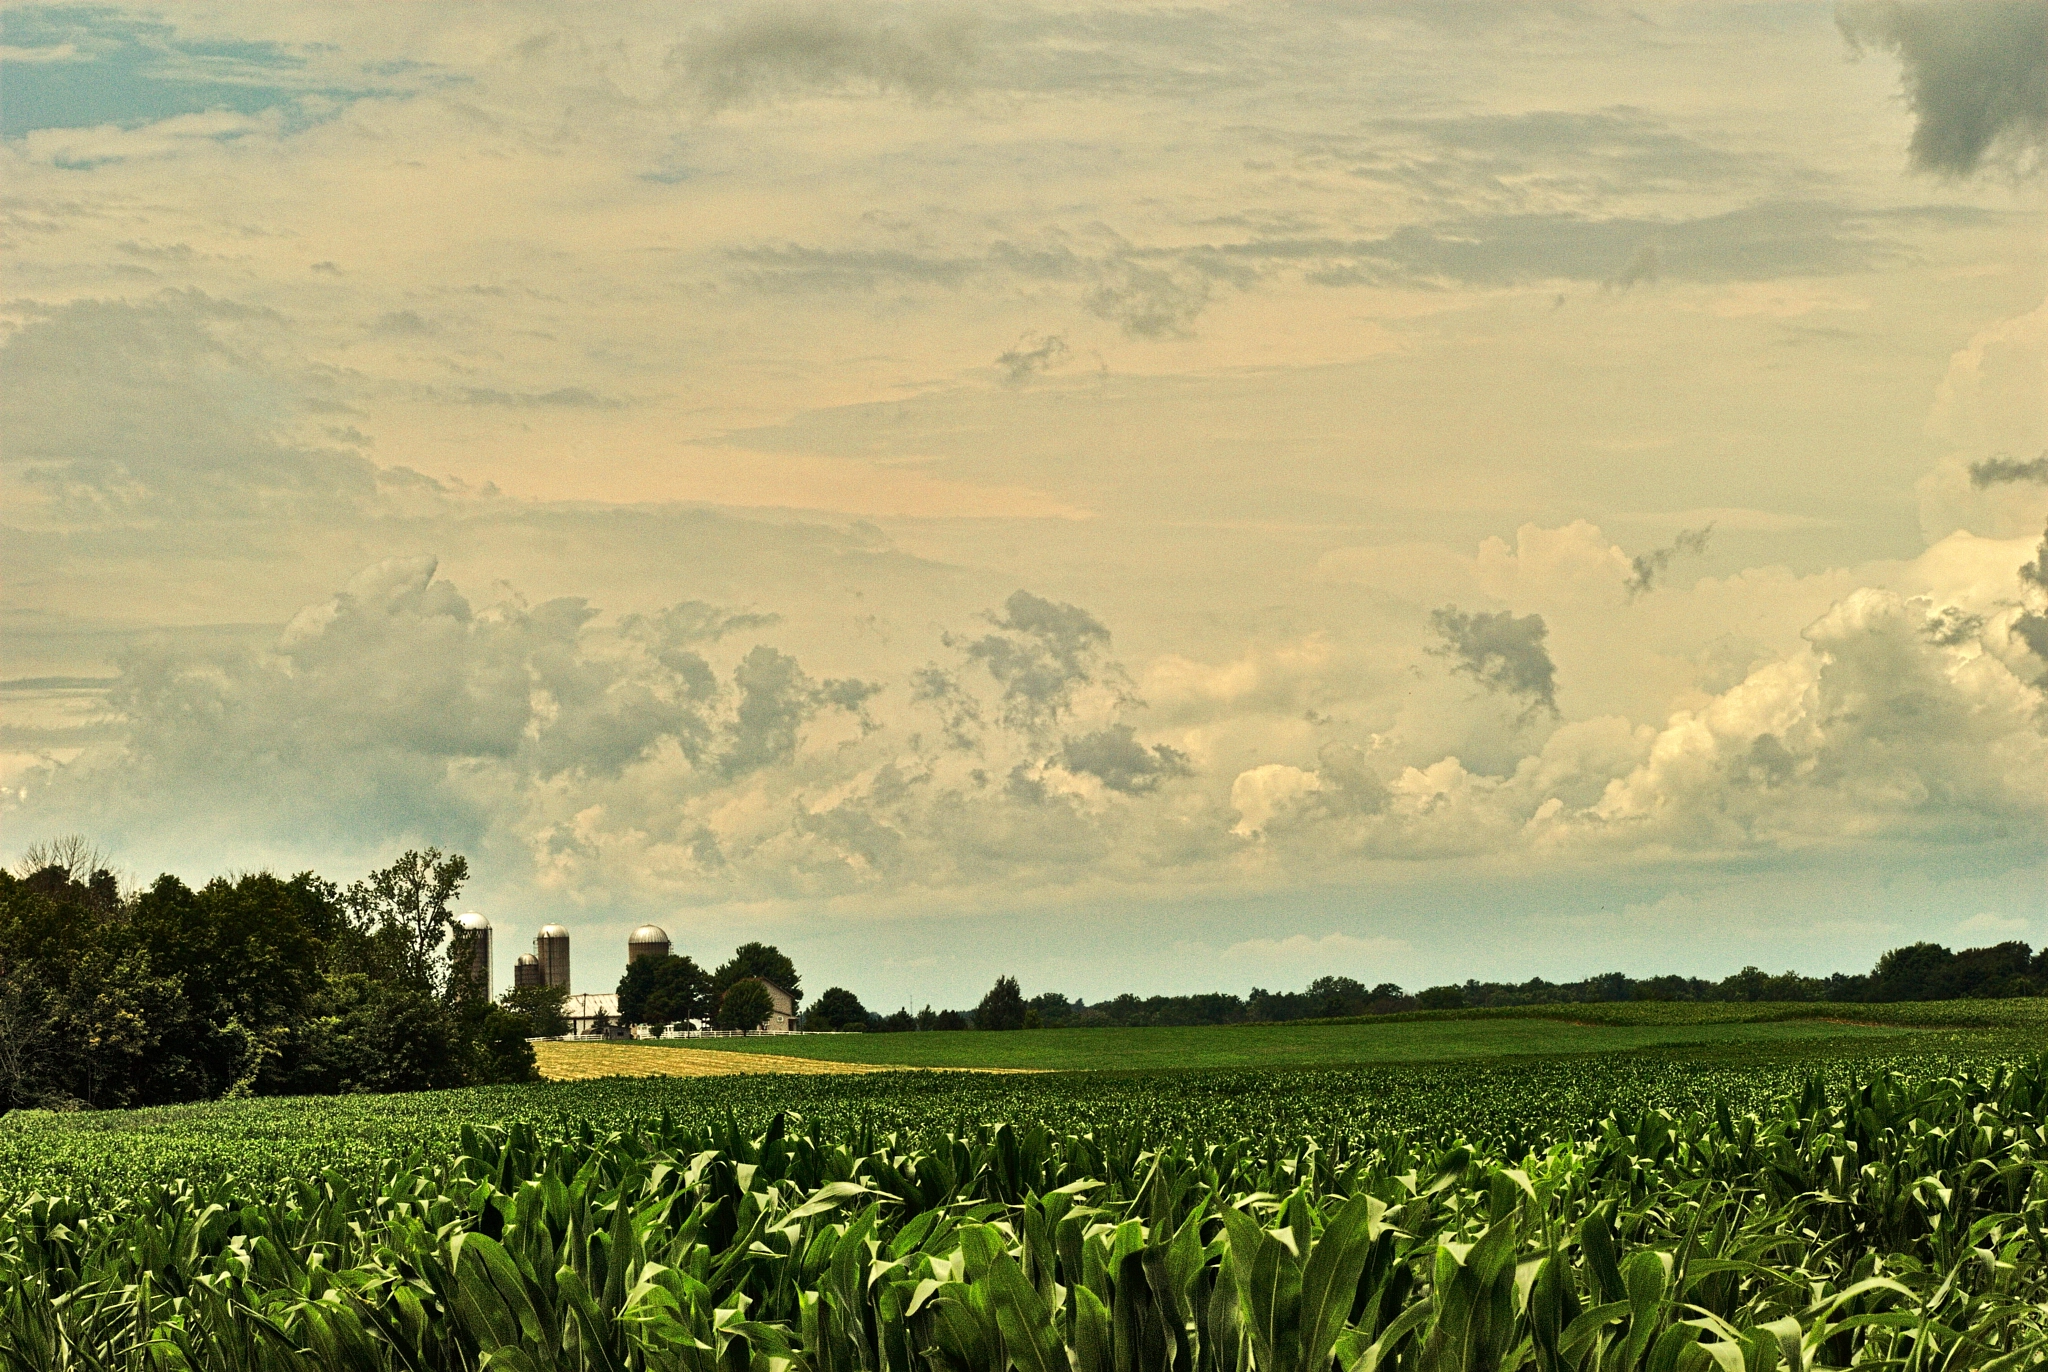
[996,333,1067,384]
[723,645,879,776]
[1607,242,1659,291]
[1085,261,1212,338]
[1211,930,1409,974]
[2022,524,2048,592]
[952,591,1122,734]
[1839,0,2047,178]
[1249,202,1949,291]
[1428,607,1559,716]
[1230,742,1387,838]
[0,293,379,520]
[1624,524,1715,598]
[672,2,980,111]
[1956,910,2031,939]
[1971,453,2048,487]
[19,558,796,845]
[1059,724,1190,794]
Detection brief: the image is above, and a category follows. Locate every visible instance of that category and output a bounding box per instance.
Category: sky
[2,0,2044,1008]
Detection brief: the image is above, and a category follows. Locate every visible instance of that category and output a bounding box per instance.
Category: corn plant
[3,1064,2046,1370]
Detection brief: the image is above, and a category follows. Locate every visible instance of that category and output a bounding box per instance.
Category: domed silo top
[535,925,571,989]
[451,912,492,998]
[515,953,539,965]
[512,952,543,989]
[627,924,671,963]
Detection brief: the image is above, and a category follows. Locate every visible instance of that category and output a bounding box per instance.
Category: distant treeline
[805,940,2048,1032]
[0,841,538,1113]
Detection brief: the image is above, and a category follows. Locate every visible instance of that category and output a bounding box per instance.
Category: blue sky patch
[1,5,407,140]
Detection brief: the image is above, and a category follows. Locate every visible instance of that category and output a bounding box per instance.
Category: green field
[668,1017,1917,1070]
[5,1001,2043,1201]
[651,996,2046,1071]
[5,1016,2046,1369]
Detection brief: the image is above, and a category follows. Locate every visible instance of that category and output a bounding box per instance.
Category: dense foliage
[0,845,537,1113]
[619,955,711,1028]
[716,978,778,1032]
[877,939,2048,1033]
[712,943,802,1009]
[808,987,871,1032]
[4,1060,2046,1369]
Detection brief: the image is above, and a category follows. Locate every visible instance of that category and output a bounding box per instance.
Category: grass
[647,998,2048,1071]
[4,1000,2041,1201]
[646,1011,1932,1071]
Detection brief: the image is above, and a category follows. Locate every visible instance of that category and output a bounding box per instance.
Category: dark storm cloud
[1428,606,1559,717]
[671,2,980,111]
[1060,724,1191,794]
[1085,262,1212,338]
[2022,525,2048,592]
[996,333,1067,384]
[2015,525,2048,672]
[909,665,983,751]
[1625,524,1715,598]
[1839,0,2047,177]
[1970,452,2048,487]
[953,590,1121,733]
[1922,605,1984,646]
[721,645,880,776]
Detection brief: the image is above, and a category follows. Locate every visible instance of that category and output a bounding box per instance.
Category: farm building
[563,992,622,1037]
[754,980,797,1033]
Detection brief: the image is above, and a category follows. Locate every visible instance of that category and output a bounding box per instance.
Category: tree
[15,834,112,887]
[711,942,801,1008]
[717,978,775,1033]
[808,986,868,1031]
[976,975,1027,1031]
[618,954,707,1026]
[1027,992,1077,1026]
[341,849,469,992]
[1417,984,1466,1011]
[881,1008,916,1032]
[1303,976,1369,1019]
[461,1002,540,1084]
[1870,943,1953,1003]
[501,983,570,1037]
[590,1006,613,1037]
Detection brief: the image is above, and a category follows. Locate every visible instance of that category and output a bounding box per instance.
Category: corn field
[4,1064,2046,1370]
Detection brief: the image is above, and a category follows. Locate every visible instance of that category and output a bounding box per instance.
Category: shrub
[717,978,775,1033]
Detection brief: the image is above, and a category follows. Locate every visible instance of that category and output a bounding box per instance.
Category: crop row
[5,1061,2047,1370]
[6,1041,2033,1203]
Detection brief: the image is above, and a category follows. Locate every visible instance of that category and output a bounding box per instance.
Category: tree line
[0,841,537,1113]
[794,939,2048,1032]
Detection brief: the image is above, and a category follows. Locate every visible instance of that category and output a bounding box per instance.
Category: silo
[628,924,671,964]
[536,924,571,990]
[454,912,492,999]
[513,954,542,990]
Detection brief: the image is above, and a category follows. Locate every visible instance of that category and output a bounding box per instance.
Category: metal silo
[536,924,571,989]
[513,953,542,989]
[454,912,492,999]
[627,924,671,964]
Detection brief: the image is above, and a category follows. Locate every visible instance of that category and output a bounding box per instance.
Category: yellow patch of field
[535,1041,886,1080]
